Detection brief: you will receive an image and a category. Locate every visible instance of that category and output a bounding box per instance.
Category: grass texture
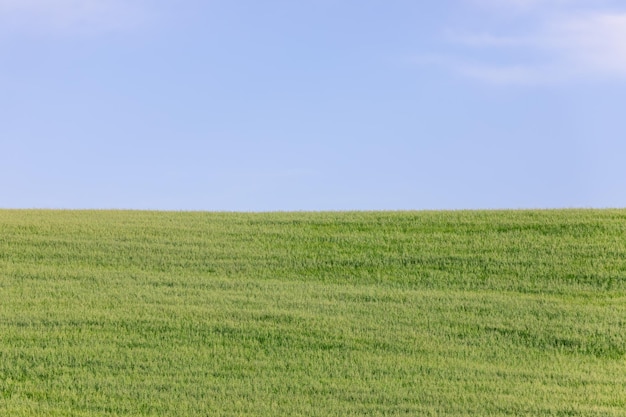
[1,209,625,416]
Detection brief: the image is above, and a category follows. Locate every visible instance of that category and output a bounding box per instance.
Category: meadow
[0,209,625,416]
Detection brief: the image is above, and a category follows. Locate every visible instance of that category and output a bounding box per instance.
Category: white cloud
[0,0,149,34]
[441,2,626,84]
[548,13,626,74]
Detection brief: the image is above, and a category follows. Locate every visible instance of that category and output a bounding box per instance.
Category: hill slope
[1,209,625,416]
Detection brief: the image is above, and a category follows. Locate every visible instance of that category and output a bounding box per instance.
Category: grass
[1,209,625,416]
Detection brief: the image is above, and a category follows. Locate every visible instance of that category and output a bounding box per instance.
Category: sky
[1,0,625,211]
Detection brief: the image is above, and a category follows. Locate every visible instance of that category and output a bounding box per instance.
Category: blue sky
[1,0,625,211]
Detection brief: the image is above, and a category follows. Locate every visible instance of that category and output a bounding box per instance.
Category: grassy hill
[1,209,625,416]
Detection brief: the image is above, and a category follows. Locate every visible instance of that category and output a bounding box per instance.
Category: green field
[1,209,625,416]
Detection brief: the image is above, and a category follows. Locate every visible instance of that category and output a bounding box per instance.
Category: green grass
[1,209,625,416]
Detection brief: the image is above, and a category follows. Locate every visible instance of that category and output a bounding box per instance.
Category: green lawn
[1,209,625,416]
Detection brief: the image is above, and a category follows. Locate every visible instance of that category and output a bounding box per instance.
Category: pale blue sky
[1,0,625,211]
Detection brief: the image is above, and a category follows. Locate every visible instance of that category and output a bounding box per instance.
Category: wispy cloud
[436,1,626,84]
[0,0,150,35]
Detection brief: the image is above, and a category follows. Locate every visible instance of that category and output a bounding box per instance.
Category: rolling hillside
[1,209,625,416]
